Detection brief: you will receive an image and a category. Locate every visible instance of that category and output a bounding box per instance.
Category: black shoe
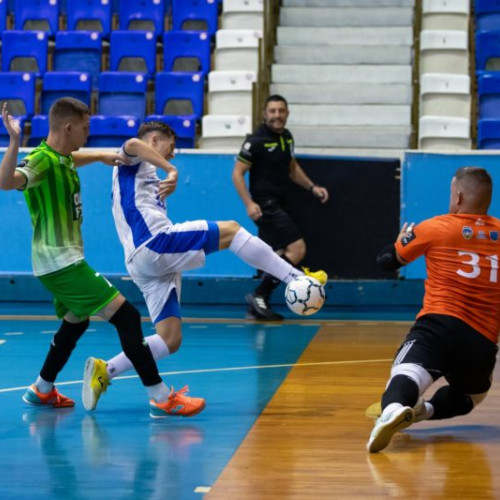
[245,293,284,321]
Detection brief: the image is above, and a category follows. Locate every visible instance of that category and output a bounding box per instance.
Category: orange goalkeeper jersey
[396,213,500,343]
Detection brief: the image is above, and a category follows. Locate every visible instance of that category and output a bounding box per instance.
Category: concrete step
[274,45,412,65]
[280,7,413,26]
[272,64,412,84]
[287,104,411,126]
[270,83,412,105]
[291,125,411,149]
[277,26,413,46]
[283,0,414,7]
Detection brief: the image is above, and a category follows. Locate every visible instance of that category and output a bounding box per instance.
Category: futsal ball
[285,276,325,316]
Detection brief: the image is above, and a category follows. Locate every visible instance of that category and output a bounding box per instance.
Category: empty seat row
[0,0,219,37]
[1,30,211,83]
[0,114,197,149]
[0,71,204,121]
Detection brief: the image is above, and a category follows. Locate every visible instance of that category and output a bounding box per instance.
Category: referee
[232,95,329,320]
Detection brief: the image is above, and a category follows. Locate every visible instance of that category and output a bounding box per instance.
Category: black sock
[109,301,162,387]
[381,374,420,410]
[428,386,474,420]
[255,255,293,301]
[40,319,89,382]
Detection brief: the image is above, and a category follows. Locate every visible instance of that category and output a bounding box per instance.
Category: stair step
[274,45,411,65]
[287,104,411,127]
[272,64,412,84]
[270,83,412,105]
[291,126,411,148]
[280,7,413,27]
[277,26,413,46]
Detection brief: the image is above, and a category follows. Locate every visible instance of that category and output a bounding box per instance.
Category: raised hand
[1,103,21,142]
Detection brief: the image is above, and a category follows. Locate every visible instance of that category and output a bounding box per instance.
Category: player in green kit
[0,99,204,416]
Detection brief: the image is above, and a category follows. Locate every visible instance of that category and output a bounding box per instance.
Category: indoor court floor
[0,307,499,499]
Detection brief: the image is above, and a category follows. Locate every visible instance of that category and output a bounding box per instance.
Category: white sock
[106,334,170,379]
[147,382,170,402]
[35,376,54,393]
[229,227,302,284]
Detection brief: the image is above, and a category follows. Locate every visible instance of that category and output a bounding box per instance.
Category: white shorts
[127,220,219,323]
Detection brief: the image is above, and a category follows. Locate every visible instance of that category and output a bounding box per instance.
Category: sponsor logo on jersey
[401,231,416,246]
[462,226,473,239]
[477,230,488,240]
[243,141,251,150]
[475,218,486,226]
[490,231,499,241]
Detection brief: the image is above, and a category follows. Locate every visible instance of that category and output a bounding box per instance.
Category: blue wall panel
[401,152,500,279]
[0,151,256,277]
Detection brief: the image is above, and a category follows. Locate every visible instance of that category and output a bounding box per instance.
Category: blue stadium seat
[54,31,103,87]
[109,30,156,77]
[477,73,500,120]
[98,72,148,121]
[66,0,112,37]
[0,116,26,147]
[475,0,500,32]
[118,0,166,36]
[163,30,211,74]
[41,72,92,114]
[14,0,59,34]
[0,0,7,34]
[172,0,218,36]
[0,72,36,118]
[145,114,196,148]
[155,72,204,119]
[1,30,49,76]
[476,30,500,72]
[27,115,49,146]
[87,115,140,147]
[478,119,500,149]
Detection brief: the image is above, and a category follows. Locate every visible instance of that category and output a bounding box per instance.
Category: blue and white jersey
[112,146,172,262]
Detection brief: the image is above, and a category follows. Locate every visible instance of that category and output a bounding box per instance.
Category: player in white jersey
[82,121,328,415]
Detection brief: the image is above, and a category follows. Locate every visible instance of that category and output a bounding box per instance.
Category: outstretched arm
[0,103,26,191]
[289,158,329,203]
[72,151,130,168]
[232,159,262,221]
[376,222,413,270]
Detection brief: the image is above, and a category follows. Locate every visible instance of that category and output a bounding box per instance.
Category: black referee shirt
[237,123,295,202]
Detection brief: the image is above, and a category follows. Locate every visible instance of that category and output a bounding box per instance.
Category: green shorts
[38,260,120,319]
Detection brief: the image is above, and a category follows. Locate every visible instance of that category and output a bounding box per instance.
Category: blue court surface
[0,314,320,499]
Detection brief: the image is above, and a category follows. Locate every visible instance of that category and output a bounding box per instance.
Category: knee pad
[390,363,433,396]
[469,391,488,407]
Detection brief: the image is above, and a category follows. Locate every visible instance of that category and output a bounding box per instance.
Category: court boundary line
[0,358,392,394]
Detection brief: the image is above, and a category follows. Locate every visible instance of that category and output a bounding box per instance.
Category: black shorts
[394,314,498,395]
[254,199,302,251]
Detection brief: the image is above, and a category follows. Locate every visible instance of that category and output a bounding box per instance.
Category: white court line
[0,358,392,394]
[194,487,211,494]
[188,325,208,329]
[226,325,244,328]
[4,332,23,336]
[41,330,57,334]
[0,340,5,345]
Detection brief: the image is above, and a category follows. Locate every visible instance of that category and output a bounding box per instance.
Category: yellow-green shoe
[302,267,328,285]
[82,357,110,411]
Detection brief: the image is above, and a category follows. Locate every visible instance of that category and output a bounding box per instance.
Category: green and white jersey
[16,140,84,276]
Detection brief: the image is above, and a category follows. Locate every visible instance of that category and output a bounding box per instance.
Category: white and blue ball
[285,276,325,316]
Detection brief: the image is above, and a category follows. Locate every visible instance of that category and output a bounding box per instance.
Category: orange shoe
[22,384,75,408]
[149,386,205,418]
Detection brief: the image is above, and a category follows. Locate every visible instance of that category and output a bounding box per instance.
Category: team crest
[490,231,499,241]
[462,226,473,239]
[477,230,488,240]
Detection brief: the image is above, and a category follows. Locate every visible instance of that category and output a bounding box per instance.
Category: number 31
[457,251,498,283]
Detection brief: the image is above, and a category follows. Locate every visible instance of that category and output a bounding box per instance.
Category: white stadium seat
[207,70,256,116]
[420,73,471,118]
[222,0,264,30]
[200,115,252,150]
[214,29,262,71]
[422,0,470,31]
[419,30,469,75]
[419,115,471,150]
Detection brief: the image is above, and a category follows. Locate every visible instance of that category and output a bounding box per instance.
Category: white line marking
[4,332,23,336]
[0,340,5,345]
[41,330,57,334]
[194,487,211,493]
[87,328,97,332]
[0,358,392,394]
[188,325,208,329]
[226,325,244,328]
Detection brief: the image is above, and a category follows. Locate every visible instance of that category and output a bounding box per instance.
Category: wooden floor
[207,321,500,499]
